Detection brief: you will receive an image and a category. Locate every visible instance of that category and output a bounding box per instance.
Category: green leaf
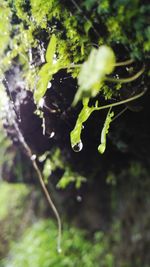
[84,20,92,34]
[70,98,98,150]
[57,168,86,189]
[98,109,114,154]
[34,63,51,103]
[73,46,116,105]
[34,63,60,103]
[45,34,57,64]
[33,35,64,103]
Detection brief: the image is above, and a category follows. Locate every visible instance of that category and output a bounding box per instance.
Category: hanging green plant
[98,108,114,154]
[73,45,116,106]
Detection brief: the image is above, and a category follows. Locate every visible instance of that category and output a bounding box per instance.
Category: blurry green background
[0,0,150,266]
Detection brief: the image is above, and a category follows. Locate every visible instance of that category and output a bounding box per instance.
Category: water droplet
[98,144,105,154]
[49,131,55,138]
[76,195,82,202]
[53,55,57,64]
[42,118,46,135]
[58,247,62,253]
[47,82,52,88]
[31,154,37,161]
[39,98,44,108]
[72,141,83,152]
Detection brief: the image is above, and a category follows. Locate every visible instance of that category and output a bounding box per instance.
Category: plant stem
[105,67,145,83]
[111,107,128,122]
[97,88,146,110]
[115,59,134,66]
[13,120,62,253]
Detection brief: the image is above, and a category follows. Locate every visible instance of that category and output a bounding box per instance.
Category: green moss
[0,2,11,57]
[0,0,149,154]
[2,219,114,267]
[0,128,13,175]
[0,182,29,220]
[1,0,148,91]
[0,182,32,260]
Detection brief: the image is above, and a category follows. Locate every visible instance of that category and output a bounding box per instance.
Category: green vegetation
[0,162,150,267]
[0,182,32,260]
[2,220,114,267]
[0,0,149,154]
[73,46,116,105]
[34,34,58,103]
[0,1,150,266]
[98,109,114,154]
[39,148,86,188]
[0,182,29,220]
[0,125,14,180]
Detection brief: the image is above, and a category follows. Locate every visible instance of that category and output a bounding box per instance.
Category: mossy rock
[2,219,114,267]
[0,182,47,260]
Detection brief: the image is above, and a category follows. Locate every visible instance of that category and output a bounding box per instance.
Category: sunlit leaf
[34,34,58,103]
[70,98,98,150]
[98,109,114,154]
[45,34,57,64]
[73,46,116,105]
[57,168,86,189]
[34,63,60,103]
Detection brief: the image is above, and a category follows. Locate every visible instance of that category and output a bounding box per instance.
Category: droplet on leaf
[72,141,83,152]
[47,82,52,88]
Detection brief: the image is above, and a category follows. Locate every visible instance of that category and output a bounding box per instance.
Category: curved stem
[96,88,146,111]
[67,59,134,69]
[111,107,128,122]
[67,64,82,68]
[115,59,134,66]
[32,156,62,253]
[105,66,145,84]
[12,116,62,253]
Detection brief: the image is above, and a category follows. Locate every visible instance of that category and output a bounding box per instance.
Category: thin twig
[13,120,62,253]
[115,59,134,66]
[96,88,146,110]
[105,67,145,84]
[111,107,128,122]
[4,79,62,253]
[13,118,62,253]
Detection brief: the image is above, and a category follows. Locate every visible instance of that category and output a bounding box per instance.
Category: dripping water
[49,131,55,138]
[31,154,37,161]
[72,141,83,152]
[76,195,82,202]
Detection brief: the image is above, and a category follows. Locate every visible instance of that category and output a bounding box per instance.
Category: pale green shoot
[70,88,145,153]
[70,98,100,150]
[73,45,116,105]
[45,34,57,64]
[98,109,114,154]
[34,34,60,103]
